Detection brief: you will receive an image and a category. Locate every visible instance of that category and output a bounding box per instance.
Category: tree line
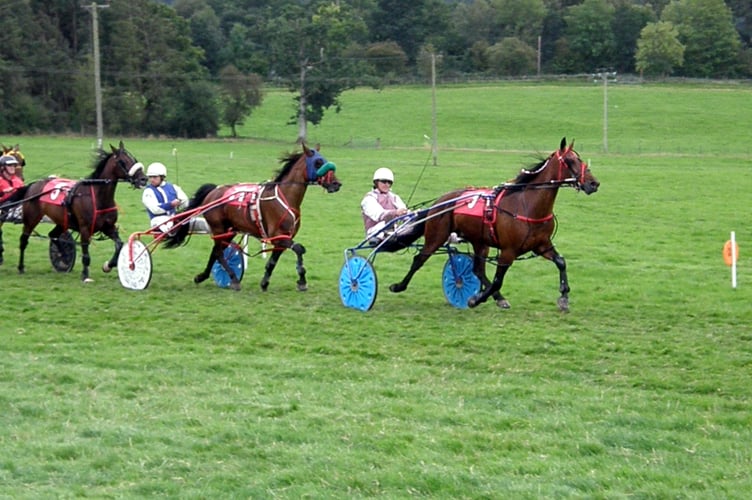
[0,0,748,139]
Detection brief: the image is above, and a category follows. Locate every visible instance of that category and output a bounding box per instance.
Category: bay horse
[163,143,341,292]
[390,137,600,311]
[12,141,146,282]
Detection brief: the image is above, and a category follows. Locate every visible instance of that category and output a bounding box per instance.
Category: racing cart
[117,201,246,291]
[339,208,481,311]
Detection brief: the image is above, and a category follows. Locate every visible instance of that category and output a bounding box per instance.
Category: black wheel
[49,231,76,273]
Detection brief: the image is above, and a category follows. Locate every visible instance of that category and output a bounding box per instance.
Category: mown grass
[1,82,751,497]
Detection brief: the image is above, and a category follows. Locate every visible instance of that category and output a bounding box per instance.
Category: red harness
[40,178,118,235]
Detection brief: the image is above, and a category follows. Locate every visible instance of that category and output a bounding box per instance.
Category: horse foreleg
[80,241,92,282]
[292,242,307,291]
[0,227,4,265]
[552,252,569,312]
[468,262,511,309]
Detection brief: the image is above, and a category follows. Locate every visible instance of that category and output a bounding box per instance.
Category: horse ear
[559,137,566,151]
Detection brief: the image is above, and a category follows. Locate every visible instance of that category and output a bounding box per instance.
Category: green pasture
[1,82,751,497]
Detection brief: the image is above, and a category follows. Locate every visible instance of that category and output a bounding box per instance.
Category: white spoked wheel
[339,255,378,311]
[117,240,153,290]
[442,253,481,309]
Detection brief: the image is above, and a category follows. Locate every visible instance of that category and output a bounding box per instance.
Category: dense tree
[635,21,685,76]
[611,1,656,73]
[101,0,215,136]
[264,2,371,140]
[562,0,616,72]
[219,65,264,138]
[0,0,751,137]
[662,0,742,77]
[369,0,452,63]
[486,37,538,75]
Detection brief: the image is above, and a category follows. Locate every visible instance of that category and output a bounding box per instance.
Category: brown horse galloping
[390,137,600,311]
[163,143,341,292]
[14,141,146,281]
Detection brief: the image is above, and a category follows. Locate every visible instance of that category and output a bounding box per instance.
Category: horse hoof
[260,281,269,292]
[467,297,478,308]
[83,277,94,283]
[389,283,404,293]
[557,297,570,312]
[102,261,112,273]
[230,282,241,291]
[297,284,308,292]
[496,299,511,309]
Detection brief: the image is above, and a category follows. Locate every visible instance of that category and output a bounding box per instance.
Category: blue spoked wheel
[442,253,481,309]
[339,255,378,311]
[212,245,245,288]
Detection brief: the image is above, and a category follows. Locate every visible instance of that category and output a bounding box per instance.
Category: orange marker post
[723,232,739,288]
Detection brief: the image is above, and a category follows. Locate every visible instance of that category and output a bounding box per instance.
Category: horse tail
[163,183,217,249]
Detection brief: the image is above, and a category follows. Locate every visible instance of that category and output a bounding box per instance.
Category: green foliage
[1,83,752,497]
[611,1,657,73]
[219,65,264,138]
[486,37,538,76]
[662,0,742,77]
[635,21,685,76]
[563,0,617,72]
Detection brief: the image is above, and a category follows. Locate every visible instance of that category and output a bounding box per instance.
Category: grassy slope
[1,82,751,497]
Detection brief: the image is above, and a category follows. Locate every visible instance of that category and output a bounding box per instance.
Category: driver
[361,167,409,240]
[142,162,189,233]
[0,155,24,204]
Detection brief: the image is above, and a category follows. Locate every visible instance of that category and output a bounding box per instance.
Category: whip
[406,135,434,207]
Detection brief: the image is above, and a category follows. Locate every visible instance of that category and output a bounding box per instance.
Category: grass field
[1,82,751,497]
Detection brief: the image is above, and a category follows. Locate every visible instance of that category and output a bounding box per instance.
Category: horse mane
[87,148,113,179]
[510,155,549,185]
[272,151,304,182]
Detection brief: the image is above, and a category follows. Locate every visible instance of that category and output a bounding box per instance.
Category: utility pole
[430,53,438,166]
[83,2,109,149]
[594,70,617,153]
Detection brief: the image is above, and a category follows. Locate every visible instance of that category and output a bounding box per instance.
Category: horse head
[555,137,599,195]
[303,142,341,193]
[108,141,148,189]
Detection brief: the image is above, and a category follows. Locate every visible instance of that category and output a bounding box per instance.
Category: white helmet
[146,162,167,177]
[373,167,394,183]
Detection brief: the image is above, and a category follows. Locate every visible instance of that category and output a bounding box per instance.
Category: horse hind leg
[197,241,238,289]
[260,249,283,292]
[102,227,122,273]
[389,251,432,293]
[0,227,4,265]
